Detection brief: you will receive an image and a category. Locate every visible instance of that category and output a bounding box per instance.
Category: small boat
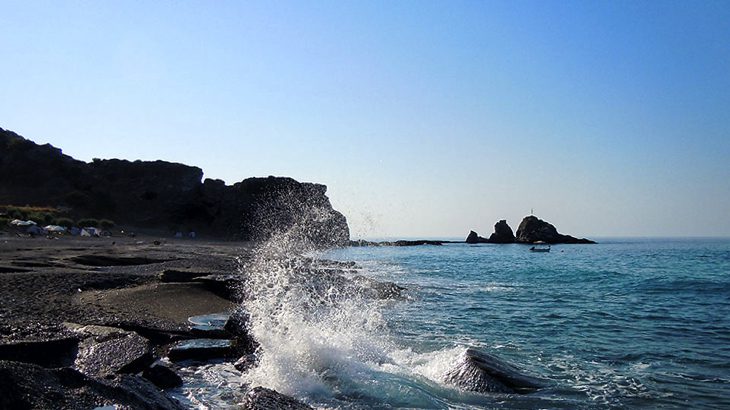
[529,241,551,252]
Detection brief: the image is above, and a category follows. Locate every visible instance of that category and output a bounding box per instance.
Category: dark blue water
[320,238,730,409]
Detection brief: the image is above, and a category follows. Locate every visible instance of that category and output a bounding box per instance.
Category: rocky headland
[467,216,595,244]
[0,127,349,247]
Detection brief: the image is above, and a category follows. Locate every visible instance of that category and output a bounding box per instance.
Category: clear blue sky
[2,1,729,237]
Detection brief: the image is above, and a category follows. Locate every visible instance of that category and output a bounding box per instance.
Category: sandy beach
[0,234,247,339]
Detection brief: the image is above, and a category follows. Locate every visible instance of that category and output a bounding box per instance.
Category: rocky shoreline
[1,232,558,408]
[0,234,317,409]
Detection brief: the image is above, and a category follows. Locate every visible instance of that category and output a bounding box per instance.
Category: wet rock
[351,276,406,299]
[113,322,195,345]
[242,387,313,410]
[0,336,79,368]
[189,312,231,338]
[515,216,595,244]
[196,274,240,301]
[224,310,259,354]
[488,220,516,243]
[234,354,258,372]
[465,231,489,244]
[159,269,209,282]
[111,374,187,409]
[443,348,545,394]
[143,363,183,389]
[72,326,154,377]
[0,361,185,410]
[224,310,249,338]
[167,338,236,362]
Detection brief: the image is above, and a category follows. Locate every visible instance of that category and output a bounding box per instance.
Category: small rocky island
[467,217,595,244]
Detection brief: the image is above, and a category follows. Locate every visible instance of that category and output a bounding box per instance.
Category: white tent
[81,227,101,237]
[11,219,37,226]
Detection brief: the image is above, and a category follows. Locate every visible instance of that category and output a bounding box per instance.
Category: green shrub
[99,219,115,229]
[77,218,99,227]
[7,208,24,220]
[54,217,75,227]
[27,212,54,225]
[0,217,9,227]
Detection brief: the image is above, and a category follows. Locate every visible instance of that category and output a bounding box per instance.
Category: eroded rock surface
[242,387,313,410]
[0,361,185,410]
[443,348,545,394]
[71,325,154,377]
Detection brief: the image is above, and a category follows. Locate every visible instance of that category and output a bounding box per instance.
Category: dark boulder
[0,336,79,368]
[143,363,183,389]
[443,348,546,394]
[159,269,209,283]
[465,231,489,244]
[167,338,236,362]
[224,309,259,354]
[0,361,185,410]
[242,387,313,410]
[234,354,258,372]
[72,325,155,377]
[515,216,595,244]
[488,220,516,243]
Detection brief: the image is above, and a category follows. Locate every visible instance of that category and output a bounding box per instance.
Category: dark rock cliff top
[0,127,349,246]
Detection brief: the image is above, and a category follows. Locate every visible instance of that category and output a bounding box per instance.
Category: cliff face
[0,127,349,246]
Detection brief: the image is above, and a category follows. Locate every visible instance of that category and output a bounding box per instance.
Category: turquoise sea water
[177,238,730,409]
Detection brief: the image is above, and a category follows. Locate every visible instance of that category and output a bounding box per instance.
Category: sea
[172,238,730,409]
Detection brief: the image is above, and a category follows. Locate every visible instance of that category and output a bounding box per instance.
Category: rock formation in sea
[466,217,594,244]
[515,215,595,244]
[465,230,489,244]
[0,127,349,246]
[442,348,545,394]
[488,220,516,243]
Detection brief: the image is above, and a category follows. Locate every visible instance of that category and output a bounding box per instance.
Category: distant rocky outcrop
[465,230,489,244]
[349,239,447,247]
[0,127,349,246]
[466,220,515,244]
[488,220,516,243]
[515,215,595,244]
[466,217,594,245]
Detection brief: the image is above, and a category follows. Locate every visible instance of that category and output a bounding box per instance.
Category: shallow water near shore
[176,238,730,409]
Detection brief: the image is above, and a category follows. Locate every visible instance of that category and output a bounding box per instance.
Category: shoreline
[0,233,264,409]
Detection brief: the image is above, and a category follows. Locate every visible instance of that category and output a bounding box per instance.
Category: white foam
[236,225,469,406]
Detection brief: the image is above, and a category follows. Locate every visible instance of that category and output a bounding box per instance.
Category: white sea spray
[235,205,467,405]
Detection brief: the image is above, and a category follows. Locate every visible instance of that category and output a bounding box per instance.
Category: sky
[2,1,729,238]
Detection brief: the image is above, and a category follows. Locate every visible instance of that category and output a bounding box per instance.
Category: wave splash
[236,223,465,407]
